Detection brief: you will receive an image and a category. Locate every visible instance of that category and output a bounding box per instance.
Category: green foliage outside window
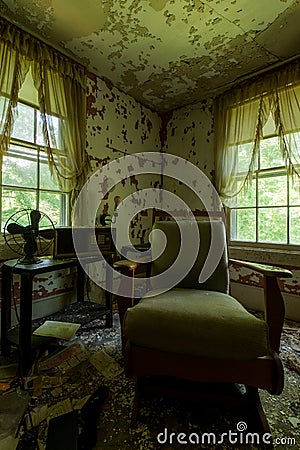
[0,101,68,230]
[231,136,300,246]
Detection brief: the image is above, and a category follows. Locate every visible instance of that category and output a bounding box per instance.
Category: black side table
[1,257,113,376]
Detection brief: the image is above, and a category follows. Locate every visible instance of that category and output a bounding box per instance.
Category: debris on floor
[90,349,123,379]
[0,388,31,446]
[2,313,298,450]
[0,323,120,450]
[0,363,18,393]
[33,320,81,341]
[35,340,90,374]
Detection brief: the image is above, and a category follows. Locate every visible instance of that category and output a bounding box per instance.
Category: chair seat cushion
[124,288,269,360]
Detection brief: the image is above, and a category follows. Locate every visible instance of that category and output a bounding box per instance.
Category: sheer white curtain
[214,61,300,204]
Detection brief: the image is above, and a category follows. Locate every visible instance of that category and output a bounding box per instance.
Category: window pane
[40,152,59,190]
[18,70,39,106]
[36,114,46,146]
[11,103,35,142]
[289,180,300,205]
[237,142,258,173]
[258,175,287,206]
[258,208,287,243]
[235,179,256,207]
[2,188,36,229]
[290,207,300,245]
[260,137,283,169]
[3,146,37,188]
[0,96,9,123]
[262,113,276,137]
[39,192,62,227]
[231,208,256,241]
[37,114,62,149]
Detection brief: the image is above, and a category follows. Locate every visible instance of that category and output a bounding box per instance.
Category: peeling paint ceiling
[1,0,300,113]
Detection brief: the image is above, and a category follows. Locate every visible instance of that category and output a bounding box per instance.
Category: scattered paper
[72,395,91,411]
[25,405,48,429]
[288,416,300,428]
[47,398,73,421]
[32,377,43,397]
[89,349,123,379]
[26,376,68,390]
[0,390,31,440]
[37,342,89,373]
[33,321,81,340]
[51,387,63,397]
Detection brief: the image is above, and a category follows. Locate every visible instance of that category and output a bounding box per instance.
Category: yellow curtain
[0,19,91,206]
[215,60,300,204]
[272,82,300,181]
[0,29,29,164]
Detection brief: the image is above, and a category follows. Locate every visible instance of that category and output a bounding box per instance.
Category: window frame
[228,131,300,251]
[0,98,70,231]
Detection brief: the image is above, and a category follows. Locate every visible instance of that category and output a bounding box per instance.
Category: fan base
[19,255,43,265]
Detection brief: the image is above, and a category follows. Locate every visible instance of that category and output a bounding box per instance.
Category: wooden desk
[1,257,112,375]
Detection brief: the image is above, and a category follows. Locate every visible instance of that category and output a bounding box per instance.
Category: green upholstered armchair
[114,219,293,432]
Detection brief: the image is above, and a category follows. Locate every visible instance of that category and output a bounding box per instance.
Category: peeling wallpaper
[0,71,163,314]
[86,72,162,246]
[230,261,300,297]
[2,71,300,314]
[162,99,215,213]
[11,270,75,304]
[86,73,161,157]
[164,99,214,177]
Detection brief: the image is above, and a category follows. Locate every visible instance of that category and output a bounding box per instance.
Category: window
[0,75,70,230]
[229,116,300,247]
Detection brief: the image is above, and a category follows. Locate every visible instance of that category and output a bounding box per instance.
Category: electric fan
[3,209,55,264]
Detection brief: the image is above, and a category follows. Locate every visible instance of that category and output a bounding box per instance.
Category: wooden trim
[125,344,283,395]
[230,259,293,278]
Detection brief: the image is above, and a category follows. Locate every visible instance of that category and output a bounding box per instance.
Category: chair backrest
[150,220,229,294]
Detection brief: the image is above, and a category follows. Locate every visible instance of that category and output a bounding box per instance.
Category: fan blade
[30,210,41,231]
[24,236,37,256]
[38,229,55,240]
[7,223,26,235]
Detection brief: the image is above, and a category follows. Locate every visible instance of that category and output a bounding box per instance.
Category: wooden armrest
[230,258,293,354]
[230,259,293,279]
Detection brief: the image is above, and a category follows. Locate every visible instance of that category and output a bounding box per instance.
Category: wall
[230,247,300,321]
[1,66,300,328]
[84,72,162,301]
[0,71,162,332]
[162,99,215,214]
[86,72,161,248]
[162,97,300,322]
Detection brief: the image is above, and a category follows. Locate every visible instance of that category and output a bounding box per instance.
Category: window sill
[228,245,300,267]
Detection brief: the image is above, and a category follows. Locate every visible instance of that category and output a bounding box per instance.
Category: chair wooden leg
[130,378,142,429]
[116,296,132,354]
[246,387,272,437]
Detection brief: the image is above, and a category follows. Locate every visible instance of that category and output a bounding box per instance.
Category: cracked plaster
[0,0,299,112]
